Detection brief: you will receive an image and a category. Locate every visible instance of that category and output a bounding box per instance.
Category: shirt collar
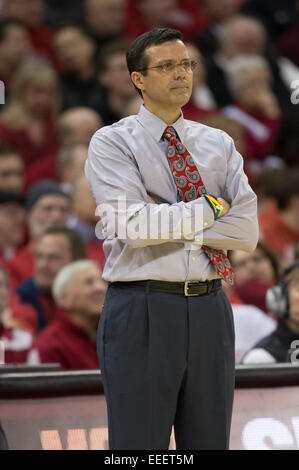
[137,104,185,142]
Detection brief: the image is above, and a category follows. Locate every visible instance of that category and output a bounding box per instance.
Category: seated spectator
[193,0,241,57]
[97,39,137,125]
[205,15,293,110]
[69,175,105,269]
[0,264,33,364]
[182,43,218,122]
[242,260,299,364]
[52,24,104,111]
[228,242,280,312]
[26,107,103,187]
[223,55,281,169]
[57,143,89,194]
[0,145,25,194]
[11,226,87,335]
[9,180,71,286]
[0,18,30,93]
[0,191,25,278]
[0,59,59,186]
[258,169,299,264]
[2,0,56,66]
[27,260,107,370]
[84,0,127,53]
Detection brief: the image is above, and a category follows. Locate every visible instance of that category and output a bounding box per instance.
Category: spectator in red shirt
[27,259,107,370]
[0,265,33,364]
[10,180,72,286]
[0,191,25,278]
[0,145,25,194]
[223,55,281,173]
[227,242,280,313]
[258,169,299,264]
[0,18,30,93]
[2,0,56,66]
[0,59,60,187]
[11,226,87,335]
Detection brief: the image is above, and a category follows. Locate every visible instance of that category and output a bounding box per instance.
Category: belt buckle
[184,281,199,297]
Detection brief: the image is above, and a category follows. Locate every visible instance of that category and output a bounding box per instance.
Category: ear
[131,71,145,94]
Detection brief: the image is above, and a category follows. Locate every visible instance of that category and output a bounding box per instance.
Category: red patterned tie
[163,126,234,286]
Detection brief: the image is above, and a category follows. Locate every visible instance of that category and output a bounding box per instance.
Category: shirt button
[192,257,196,261]
[204,221,209,227]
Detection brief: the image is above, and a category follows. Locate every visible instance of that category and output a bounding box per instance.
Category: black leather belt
[109,279,221,297]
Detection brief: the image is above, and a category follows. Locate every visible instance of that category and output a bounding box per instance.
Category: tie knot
[163,126,176,141]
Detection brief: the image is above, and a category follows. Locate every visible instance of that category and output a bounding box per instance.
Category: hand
[147,194,156,204]
[217,198,230,217]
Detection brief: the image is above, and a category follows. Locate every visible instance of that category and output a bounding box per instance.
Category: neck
[143,101,181,124]
[281,208,299,233]
[68,311,98,342]
[77,62,95,81]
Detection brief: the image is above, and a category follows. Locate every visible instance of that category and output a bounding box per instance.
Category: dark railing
[1,364,299,399]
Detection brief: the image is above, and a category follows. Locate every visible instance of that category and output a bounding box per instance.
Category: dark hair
[274,110,299,167]
[53,22,94,42]
[0,144,21,158]
[126,28,184,96]
[98,39,132,73]
[0,18,27,43]
[273,169,299,210]
[42,226,87,261]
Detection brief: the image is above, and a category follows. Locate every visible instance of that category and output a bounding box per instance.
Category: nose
[173,64,187,79]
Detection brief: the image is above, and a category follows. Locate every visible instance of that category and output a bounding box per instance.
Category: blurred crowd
[0,0,298,369]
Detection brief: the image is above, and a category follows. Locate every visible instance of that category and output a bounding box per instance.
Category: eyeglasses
[137,59,197,74]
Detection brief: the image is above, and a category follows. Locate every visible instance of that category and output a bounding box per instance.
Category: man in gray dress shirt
[85,28,259,450]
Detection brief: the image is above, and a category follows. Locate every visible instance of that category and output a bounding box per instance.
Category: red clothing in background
[27,310,99,370]
[0,324,33,364]
[182,100,217,122]
[259,203,299,257]
[29,26,57,68]
[0,118,59,186]
[125,0,207,42]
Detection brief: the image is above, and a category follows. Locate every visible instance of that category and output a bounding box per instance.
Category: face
[58,111,102,146]
[60,145,88,184]
[61,266,107,316]
[3,0,44,27]
[29,194,71,239]
[231,248,276,285]
[0,154,25,193]
[224,22,264,59]
[0,25,30,69]
[0,270,9,315]
[53,27,95,73]
[34,234,73,289]
[73,177,98,225]
[100,53,136,98]
[85,0,126,35]
[23,79,57,117]
[133,40,193,114]
[138,0,177,24]
[203,0,240,22]
[0,202,25,248]
[238,67,272,105]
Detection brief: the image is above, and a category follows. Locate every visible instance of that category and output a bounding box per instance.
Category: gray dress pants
[97,282,235,450]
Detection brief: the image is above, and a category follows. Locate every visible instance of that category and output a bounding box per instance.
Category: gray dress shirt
[85,105,259,282]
